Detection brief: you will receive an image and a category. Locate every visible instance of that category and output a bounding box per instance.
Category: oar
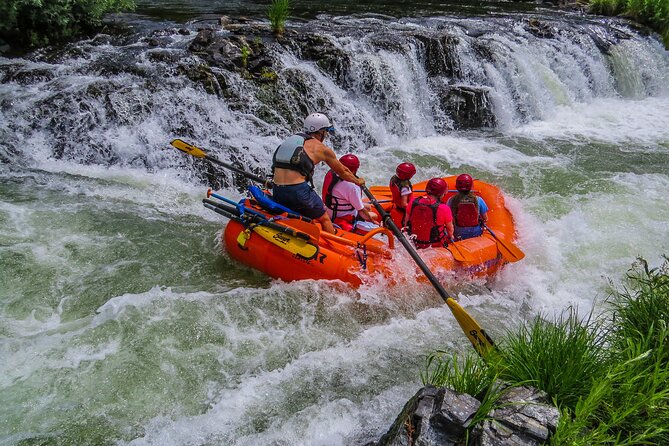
[361,185,495,358]
[171,139,272,187]
[447,239,469,263]
[203,201,319,259]
[203,199,311,241]
[483,223,525,263]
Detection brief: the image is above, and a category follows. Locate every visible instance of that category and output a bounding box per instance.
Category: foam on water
[2,12,669,446]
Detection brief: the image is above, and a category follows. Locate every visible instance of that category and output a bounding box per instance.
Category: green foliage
[422,256,669,445]
[589,0,669,47]
[589,0,627,15]
[607,257,669,353]
[421,351,495,396]
[498,309,610,410]
[0,0,135,48]
[267,0,290,35]
[240,43,251,68]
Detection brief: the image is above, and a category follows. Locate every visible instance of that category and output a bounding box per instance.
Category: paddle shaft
[361,185,495,357]
[483,223,524,262]
[171,139,270,186]
[361,186,453,301]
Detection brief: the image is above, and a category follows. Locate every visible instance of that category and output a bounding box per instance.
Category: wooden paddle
[362,185,494,358]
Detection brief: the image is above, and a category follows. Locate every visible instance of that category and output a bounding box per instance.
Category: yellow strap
[236,228,252,247]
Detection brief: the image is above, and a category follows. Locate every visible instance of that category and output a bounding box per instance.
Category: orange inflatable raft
[221,177,521,287]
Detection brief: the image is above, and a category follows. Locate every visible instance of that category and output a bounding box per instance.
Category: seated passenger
[406,178,454,249]
[389,162,416,228]
[446,174,489,240]
[322,154,379,234]
[271,113,365,234]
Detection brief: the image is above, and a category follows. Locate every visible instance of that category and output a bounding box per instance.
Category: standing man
[271,113,365,234]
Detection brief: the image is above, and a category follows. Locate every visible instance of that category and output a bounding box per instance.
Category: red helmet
[396,162,416,180]
[426,178,448,196]
[339,154,360,174]
[455,174,473,192]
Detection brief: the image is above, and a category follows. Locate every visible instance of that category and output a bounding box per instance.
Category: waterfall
[1,14,667,184]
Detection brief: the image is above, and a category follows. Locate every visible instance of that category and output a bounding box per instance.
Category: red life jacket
[389,175,413,209]
[322,170,355,220]
[450,193,480,227]
[389,175,413,227]
[407,197,446,248]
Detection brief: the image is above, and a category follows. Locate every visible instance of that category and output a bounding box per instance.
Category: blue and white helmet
[303,113,334,133]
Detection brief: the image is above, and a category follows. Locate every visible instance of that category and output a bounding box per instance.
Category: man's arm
[323,147,365,186]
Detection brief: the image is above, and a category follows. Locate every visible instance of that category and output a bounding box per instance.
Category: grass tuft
[267,0,290,36]
[422,256,669,445]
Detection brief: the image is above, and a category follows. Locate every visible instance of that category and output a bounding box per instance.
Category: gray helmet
[303,113,334,133]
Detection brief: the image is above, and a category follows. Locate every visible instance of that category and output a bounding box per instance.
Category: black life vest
[272,133,315,183]
[450,193,480,227]
[322,170,356,220]
[407,197,445,248]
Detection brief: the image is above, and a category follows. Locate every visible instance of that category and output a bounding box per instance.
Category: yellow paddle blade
[445,298,495,358]
[252,225,319,260]
[170,139,207,158]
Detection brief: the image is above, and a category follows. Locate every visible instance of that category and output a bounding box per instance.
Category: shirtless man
[271,113,365,234]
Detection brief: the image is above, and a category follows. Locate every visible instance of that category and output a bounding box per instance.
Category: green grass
[421,256,669,445]
[267,0,290,35]
[589,0,669,47]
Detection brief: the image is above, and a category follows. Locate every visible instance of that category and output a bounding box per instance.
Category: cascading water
[1,10,668,445]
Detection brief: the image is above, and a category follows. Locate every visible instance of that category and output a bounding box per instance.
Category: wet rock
[0,65,55,84]
[376,386,480,446]
[414,33,461,78]
[527,18,555,39]
[472,386,560,445]
[434,83,496,129]
[376,385,560,446]
[282,33,352,88]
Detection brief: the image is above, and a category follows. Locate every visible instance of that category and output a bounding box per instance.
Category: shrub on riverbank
[0,0,135,49]
[589,0,669,47]
[423,256,669,444]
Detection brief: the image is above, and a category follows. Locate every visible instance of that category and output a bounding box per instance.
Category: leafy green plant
[422,257,669,444]
[0,0,135,49]
[267,0,290,36]
[589,0,669,47]
[241,43,251,68]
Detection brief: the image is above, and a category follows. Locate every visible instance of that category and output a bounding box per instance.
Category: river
[1,3,668,445]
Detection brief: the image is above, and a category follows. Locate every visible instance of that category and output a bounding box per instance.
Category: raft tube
[222,176,518,286]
